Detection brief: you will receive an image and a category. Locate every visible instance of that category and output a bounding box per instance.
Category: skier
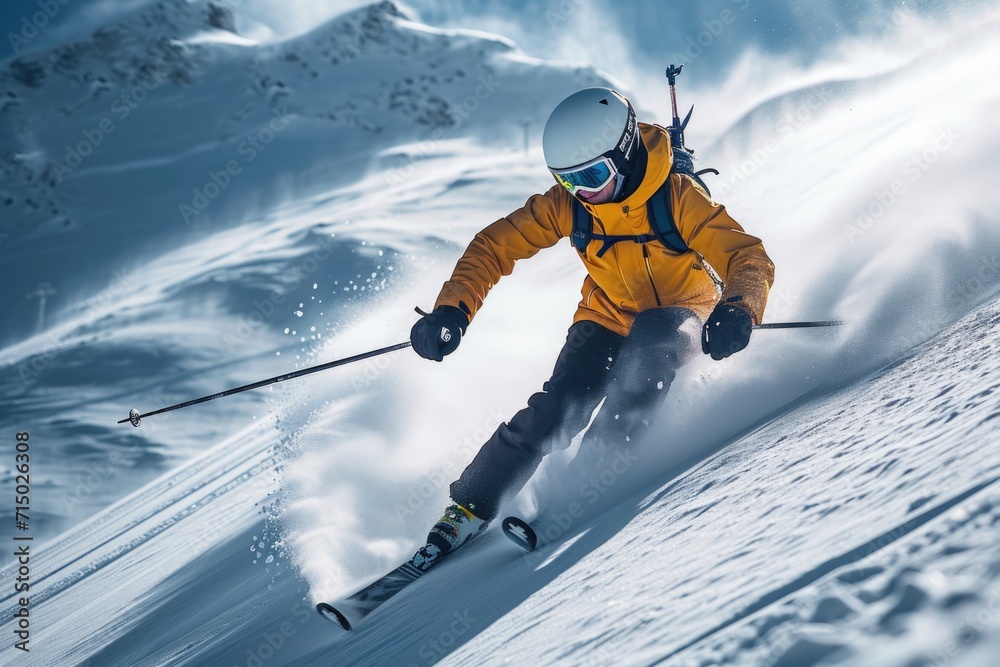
[410,87,774,557]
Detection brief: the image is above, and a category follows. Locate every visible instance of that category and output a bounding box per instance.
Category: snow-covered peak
[0,0,607,246]
[0,0,239,93]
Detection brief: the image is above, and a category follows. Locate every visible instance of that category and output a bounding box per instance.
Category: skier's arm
[433,185,572,322]
[677,177,775,323]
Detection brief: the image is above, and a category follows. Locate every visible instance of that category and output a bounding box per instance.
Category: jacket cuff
[719,295,759,325]
[435,304,470,334]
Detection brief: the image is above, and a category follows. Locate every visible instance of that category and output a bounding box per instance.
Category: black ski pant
[450,307,700,521]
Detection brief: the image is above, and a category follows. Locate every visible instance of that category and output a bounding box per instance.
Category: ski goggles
[550,155,619,196]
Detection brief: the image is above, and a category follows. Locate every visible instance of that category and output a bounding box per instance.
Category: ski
[501,516,538,552]
[315,544,446,631]
[318,514,539,630]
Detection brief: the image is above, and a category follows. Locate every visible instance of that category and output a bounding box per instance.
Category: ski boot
[426,503,488,555]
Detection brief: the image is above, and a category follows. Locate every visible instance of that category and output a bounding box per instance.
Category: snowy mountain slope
[3,211,999,666]
[0,0,609,544]
[0,415,288,666]
[211,8,1000,662]
[0,0,603,336]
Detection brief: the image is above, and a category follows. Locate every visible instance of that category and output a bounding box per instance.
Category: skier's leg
[579,307,701,462]
[449,320,624,521]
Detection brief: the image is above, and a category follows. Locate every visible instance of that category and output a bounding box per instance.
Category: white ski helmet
[542,88,639,200]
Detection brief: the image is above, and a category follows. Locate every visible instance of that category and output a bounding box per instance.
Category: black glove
[702,304,753,360]
[410,306,468,362]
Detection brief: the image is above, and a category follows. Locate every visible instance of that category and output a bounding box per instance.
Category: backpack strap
[571,197,591,254]
[646,177,689,254]
[572,197,659,258]
[590,232,660,258]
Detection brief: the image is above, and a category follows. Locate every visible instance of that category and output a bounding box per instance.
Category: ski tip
[501,516,537,552]
[316,602,352,631]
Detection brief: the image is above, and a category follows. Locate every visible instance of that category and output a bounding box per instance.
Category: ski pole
[753,321,844,330]
[118,342,412,427]
[666,64,683,130]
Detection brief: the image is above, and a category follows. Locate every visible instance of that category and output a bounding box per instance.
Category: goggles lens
[552,157,616,195]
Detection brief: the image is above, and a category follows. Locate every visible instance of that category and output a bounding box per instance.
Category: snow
[186,30,261,47]
[1,1,1000,665]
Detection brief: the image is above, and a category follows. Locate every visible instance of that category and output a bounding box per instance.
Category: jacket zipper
[642,244,662,306]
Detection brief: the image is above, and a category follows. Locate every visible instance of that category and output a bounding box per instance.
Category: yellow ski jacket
[434,123,774,336]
